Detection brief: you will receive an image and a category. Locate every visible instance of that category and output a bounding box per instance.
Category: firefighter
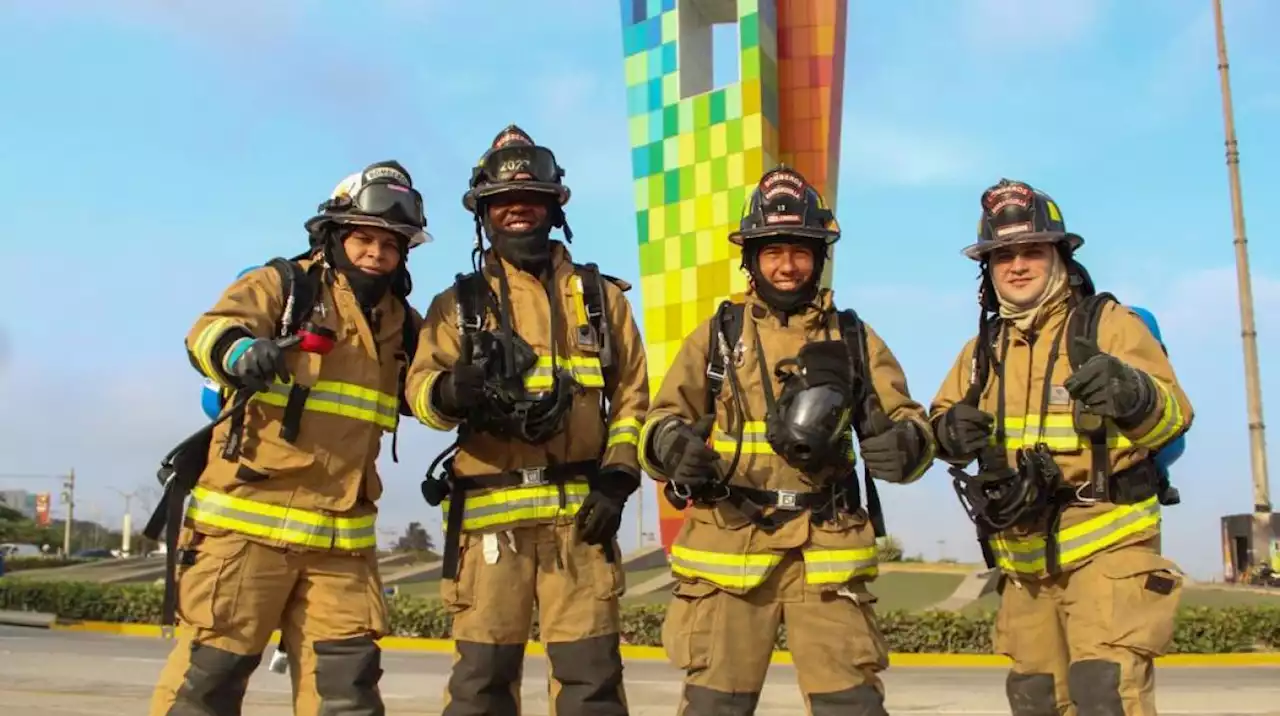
[149,160,429,716]
[405,125,648,716]
[638,165,936,716]
[930,179,1194,715]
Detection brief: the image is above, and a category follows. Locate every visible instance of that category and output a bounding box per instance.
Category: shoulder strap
[1066,292,1118,370]
[835,308,875,437]
[574,263,616,373]
[399,297,418,361]
[835,307,887,538]
[705,301,745,415]
[265,257,320,338]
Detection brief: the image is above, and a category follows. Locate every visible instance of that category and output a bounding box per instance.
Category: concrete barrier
[0,609,57,628]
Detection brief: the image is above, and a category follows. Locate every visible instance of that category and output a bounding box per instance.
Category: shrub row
[2,579,1278,654]
[1,556,93,573]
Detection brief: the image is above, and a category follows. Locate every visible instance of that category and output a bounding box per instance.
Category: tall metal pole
[1213,0,1273,570]
[61,468,76,556]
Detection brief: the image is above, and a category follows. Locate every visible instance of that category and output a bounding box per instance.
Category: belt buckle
[520,467,547,486]
[776,490,801,510]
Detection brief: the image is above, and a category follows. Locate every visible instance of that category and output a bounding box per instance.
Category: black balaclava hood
[327,228,409,309]
[484,199,558,276]
[744,236,828,316]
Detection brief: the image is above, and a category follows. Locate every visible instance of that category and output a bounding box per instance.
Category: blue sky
[1,0,1278,580]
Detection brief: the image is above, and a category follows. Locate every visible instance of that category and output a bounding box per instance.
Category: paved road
[2,626,1278,714]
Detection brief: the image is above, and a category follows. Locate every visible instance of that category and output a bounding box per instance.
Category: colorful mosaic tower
[620,0,849,550]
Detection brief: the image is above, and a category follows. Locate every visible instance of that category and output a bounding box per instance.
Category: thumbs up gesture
[1063,337,1153,423]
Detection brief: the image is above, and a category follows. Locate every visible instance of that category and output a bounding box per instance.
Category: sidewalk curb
[48,621,1280,668]
[0,610,57,628]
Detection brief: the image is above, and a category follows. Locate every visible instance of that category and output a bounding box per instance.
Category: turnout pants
[150,528,389,716]
[994,539,1184,716]
[662,551,890,716]
[440,521,629,716]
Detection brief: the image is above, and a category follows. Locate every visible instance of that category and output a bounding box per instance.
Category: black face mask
[744,239,828,315]
[483,213,552,276]
[328,233,407,309]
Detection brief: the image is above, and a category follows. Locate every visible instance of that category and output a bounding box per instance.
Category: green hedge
[2,579,1278,654]
[1,557,93,573]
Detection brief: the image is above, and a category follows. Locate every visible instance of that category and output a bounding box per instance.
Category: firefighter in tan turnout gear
[149,161,430,715]
[639,166,936,716]
[405,125,648,716]
[930,179,1194,716]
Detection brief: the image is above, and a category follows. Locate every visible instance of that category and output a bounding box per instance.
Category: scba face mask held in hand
[461,325,578,445]
[949,444,1062,534]
[766,340,857,472]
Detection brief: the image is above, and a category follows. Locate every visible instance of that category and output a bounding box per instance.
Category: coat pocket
[1099,549,1184,658]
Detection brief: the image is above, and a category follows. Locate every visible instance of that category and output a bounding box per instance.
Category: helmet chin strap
[743,239,828,316]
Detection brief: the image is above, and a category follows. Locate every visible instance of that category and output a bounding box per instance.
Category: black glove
[575,470,638,546]
[435,334,487,418]
[226,338,289,393]
[1063,337,1156,426]
[794,340,854,390]
[934,404,996,460]
[858,413,926,483]
[653,415,720,491]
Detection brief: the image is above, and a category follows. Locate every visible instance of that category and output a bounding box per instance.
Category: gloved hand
[575,470,638,546]
[435,334,487,417]
[226,338,290,393]
[794,340,854,389]
[653,415,720,491]
[934,404,996,460]
[858,413,926,483]
[1064,337,1155,425]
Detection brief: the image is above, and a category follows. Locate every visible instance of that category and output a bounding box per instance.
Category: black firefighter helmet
[963,178,1082,262]
[462,125,571,214]
[730,164,840,247]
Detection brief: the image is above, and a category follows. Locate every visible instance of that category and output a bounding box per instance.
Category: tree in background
[395,521,435,556]
[876,534,904,563]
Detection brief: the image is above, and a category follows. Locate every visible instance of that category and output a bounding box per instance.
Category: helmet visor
[352,182,425,228]
[479,145,561,185]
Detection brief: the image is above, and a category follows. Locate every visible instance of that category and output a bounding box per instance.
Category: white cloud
[841,117,986,188]
[958,0,1103,52]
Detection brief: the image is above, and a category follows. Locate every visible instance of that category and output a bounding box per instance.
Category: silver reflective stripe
[261,383,398,426]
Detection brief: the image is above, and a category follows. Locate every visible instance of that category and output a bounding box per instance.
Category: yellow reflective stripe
[191,318,237,384]
[524,355,605,390]
[571,275,589,326]
[414,370,456,431]
[442,482,590,532]
[637,416,666,475]
[988,496,1162,575]
[186,486,377,550]
[607,417,641,447]
[252,379,399,430]
[904,425,936,482]
[1131,382,1185,449]
[670,545,783,590]
[802,547,879,584]
[995,415,1136,450]
[713,420,773,455]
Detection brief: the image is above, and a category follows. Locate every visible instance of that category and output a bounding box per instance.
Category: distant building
[0,490,36,520]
